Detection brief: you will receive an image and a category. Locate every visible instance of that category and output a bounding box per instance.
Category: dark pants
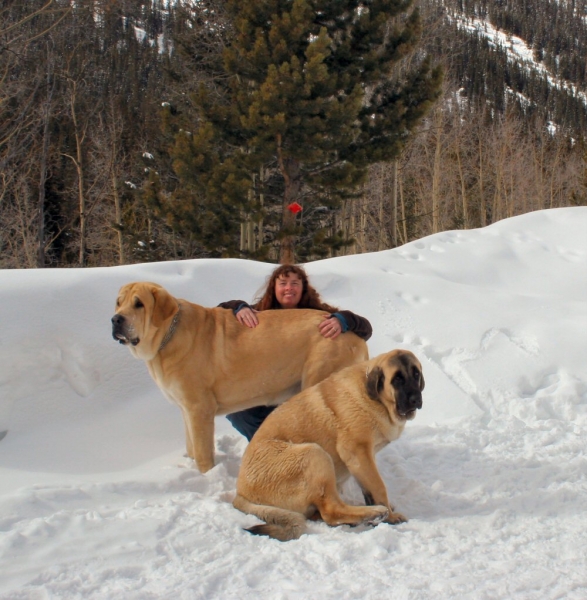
[226,405,276,441]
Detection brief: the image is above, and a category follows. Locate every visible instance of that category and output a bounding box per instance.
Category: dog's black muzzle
[111,314,128,344]
[397,389,423,417]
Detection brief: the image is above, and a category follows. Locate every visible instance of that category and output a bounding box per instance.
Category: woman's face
[274,273,303,309]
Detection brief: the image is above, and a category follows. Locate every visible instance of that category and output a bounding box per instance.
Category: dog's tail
[233,494,307,542]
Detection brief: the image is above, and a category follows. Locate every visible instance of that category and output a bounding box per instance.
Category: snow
[1,208,586,599]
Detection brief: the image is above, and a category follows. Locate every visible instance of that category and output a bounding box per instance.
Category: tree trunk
[280,192,299,264]
[105,104,125,265]
[492,143,504,224]
[37,59,54,268]
[390,160,398,247]
[478,131,486,227]
[549,141,562,208]
[112,171,125,265]
[431,109,442,234]
[257,167,265,250]
[374,166,385,251]
[455,143,469,229]
[399,168,408,245]
[64,79,87,267]
[277,141,302,264]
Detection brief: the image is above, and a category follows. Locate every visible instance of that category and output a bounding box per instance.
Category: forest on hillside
[1,0,586,268]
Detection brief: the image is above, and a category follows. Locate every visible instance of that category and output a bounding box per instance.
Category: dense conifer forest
[1,0,586,268]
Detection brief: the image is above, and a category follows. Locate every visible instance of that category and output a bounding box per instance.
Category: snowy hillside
[0,208,586,598]
[451,12,587,111]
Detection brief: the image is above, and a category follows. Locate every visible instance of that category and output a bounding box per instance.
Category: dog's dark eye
[134,299,144,309]
[392,373,405,386]
[412,369,420,381]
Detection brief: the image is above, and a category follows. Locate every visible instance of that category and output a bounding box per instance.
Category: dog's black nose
[112,314,124,326]
[408,393,422,410]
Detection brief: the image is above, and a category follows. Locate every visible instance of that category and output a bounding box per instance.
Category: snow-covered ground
[1,208,586,599]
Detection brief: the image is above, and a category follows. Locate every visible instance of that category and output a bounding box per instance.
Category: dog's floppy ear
[366,367,385,401]
[151,286,177,327]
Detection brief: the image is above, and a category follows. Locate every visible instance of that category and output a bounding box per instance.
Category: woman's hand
[318,315,342,339]
[236,307,259,328]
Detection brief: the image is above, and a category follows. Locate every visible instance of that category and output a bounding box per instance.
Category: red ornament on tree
[287,202,303,214]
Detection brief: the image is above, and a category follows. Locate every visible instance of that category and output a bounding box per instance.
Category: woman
[218,264,372,441]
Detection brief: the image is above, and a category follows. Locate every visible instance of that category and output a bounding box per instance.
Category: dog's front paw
[363,505,389,526]
[385,510,408,525]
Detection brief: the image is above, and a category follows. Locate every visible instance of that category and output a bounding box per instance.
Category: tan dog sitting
[112,282,368,473]
[233,350,424,541]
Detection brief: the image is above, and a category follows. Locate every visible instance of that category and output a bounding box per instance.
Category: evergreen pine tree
[169,0,442,262]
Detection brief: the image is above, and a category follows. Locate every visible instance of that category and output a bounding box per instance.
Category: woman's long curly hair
[253,265,339,312]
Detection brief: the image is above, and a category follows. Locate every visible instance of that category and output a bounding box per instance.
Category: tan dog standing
[233,350,424,541]
[111,282,368,473]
